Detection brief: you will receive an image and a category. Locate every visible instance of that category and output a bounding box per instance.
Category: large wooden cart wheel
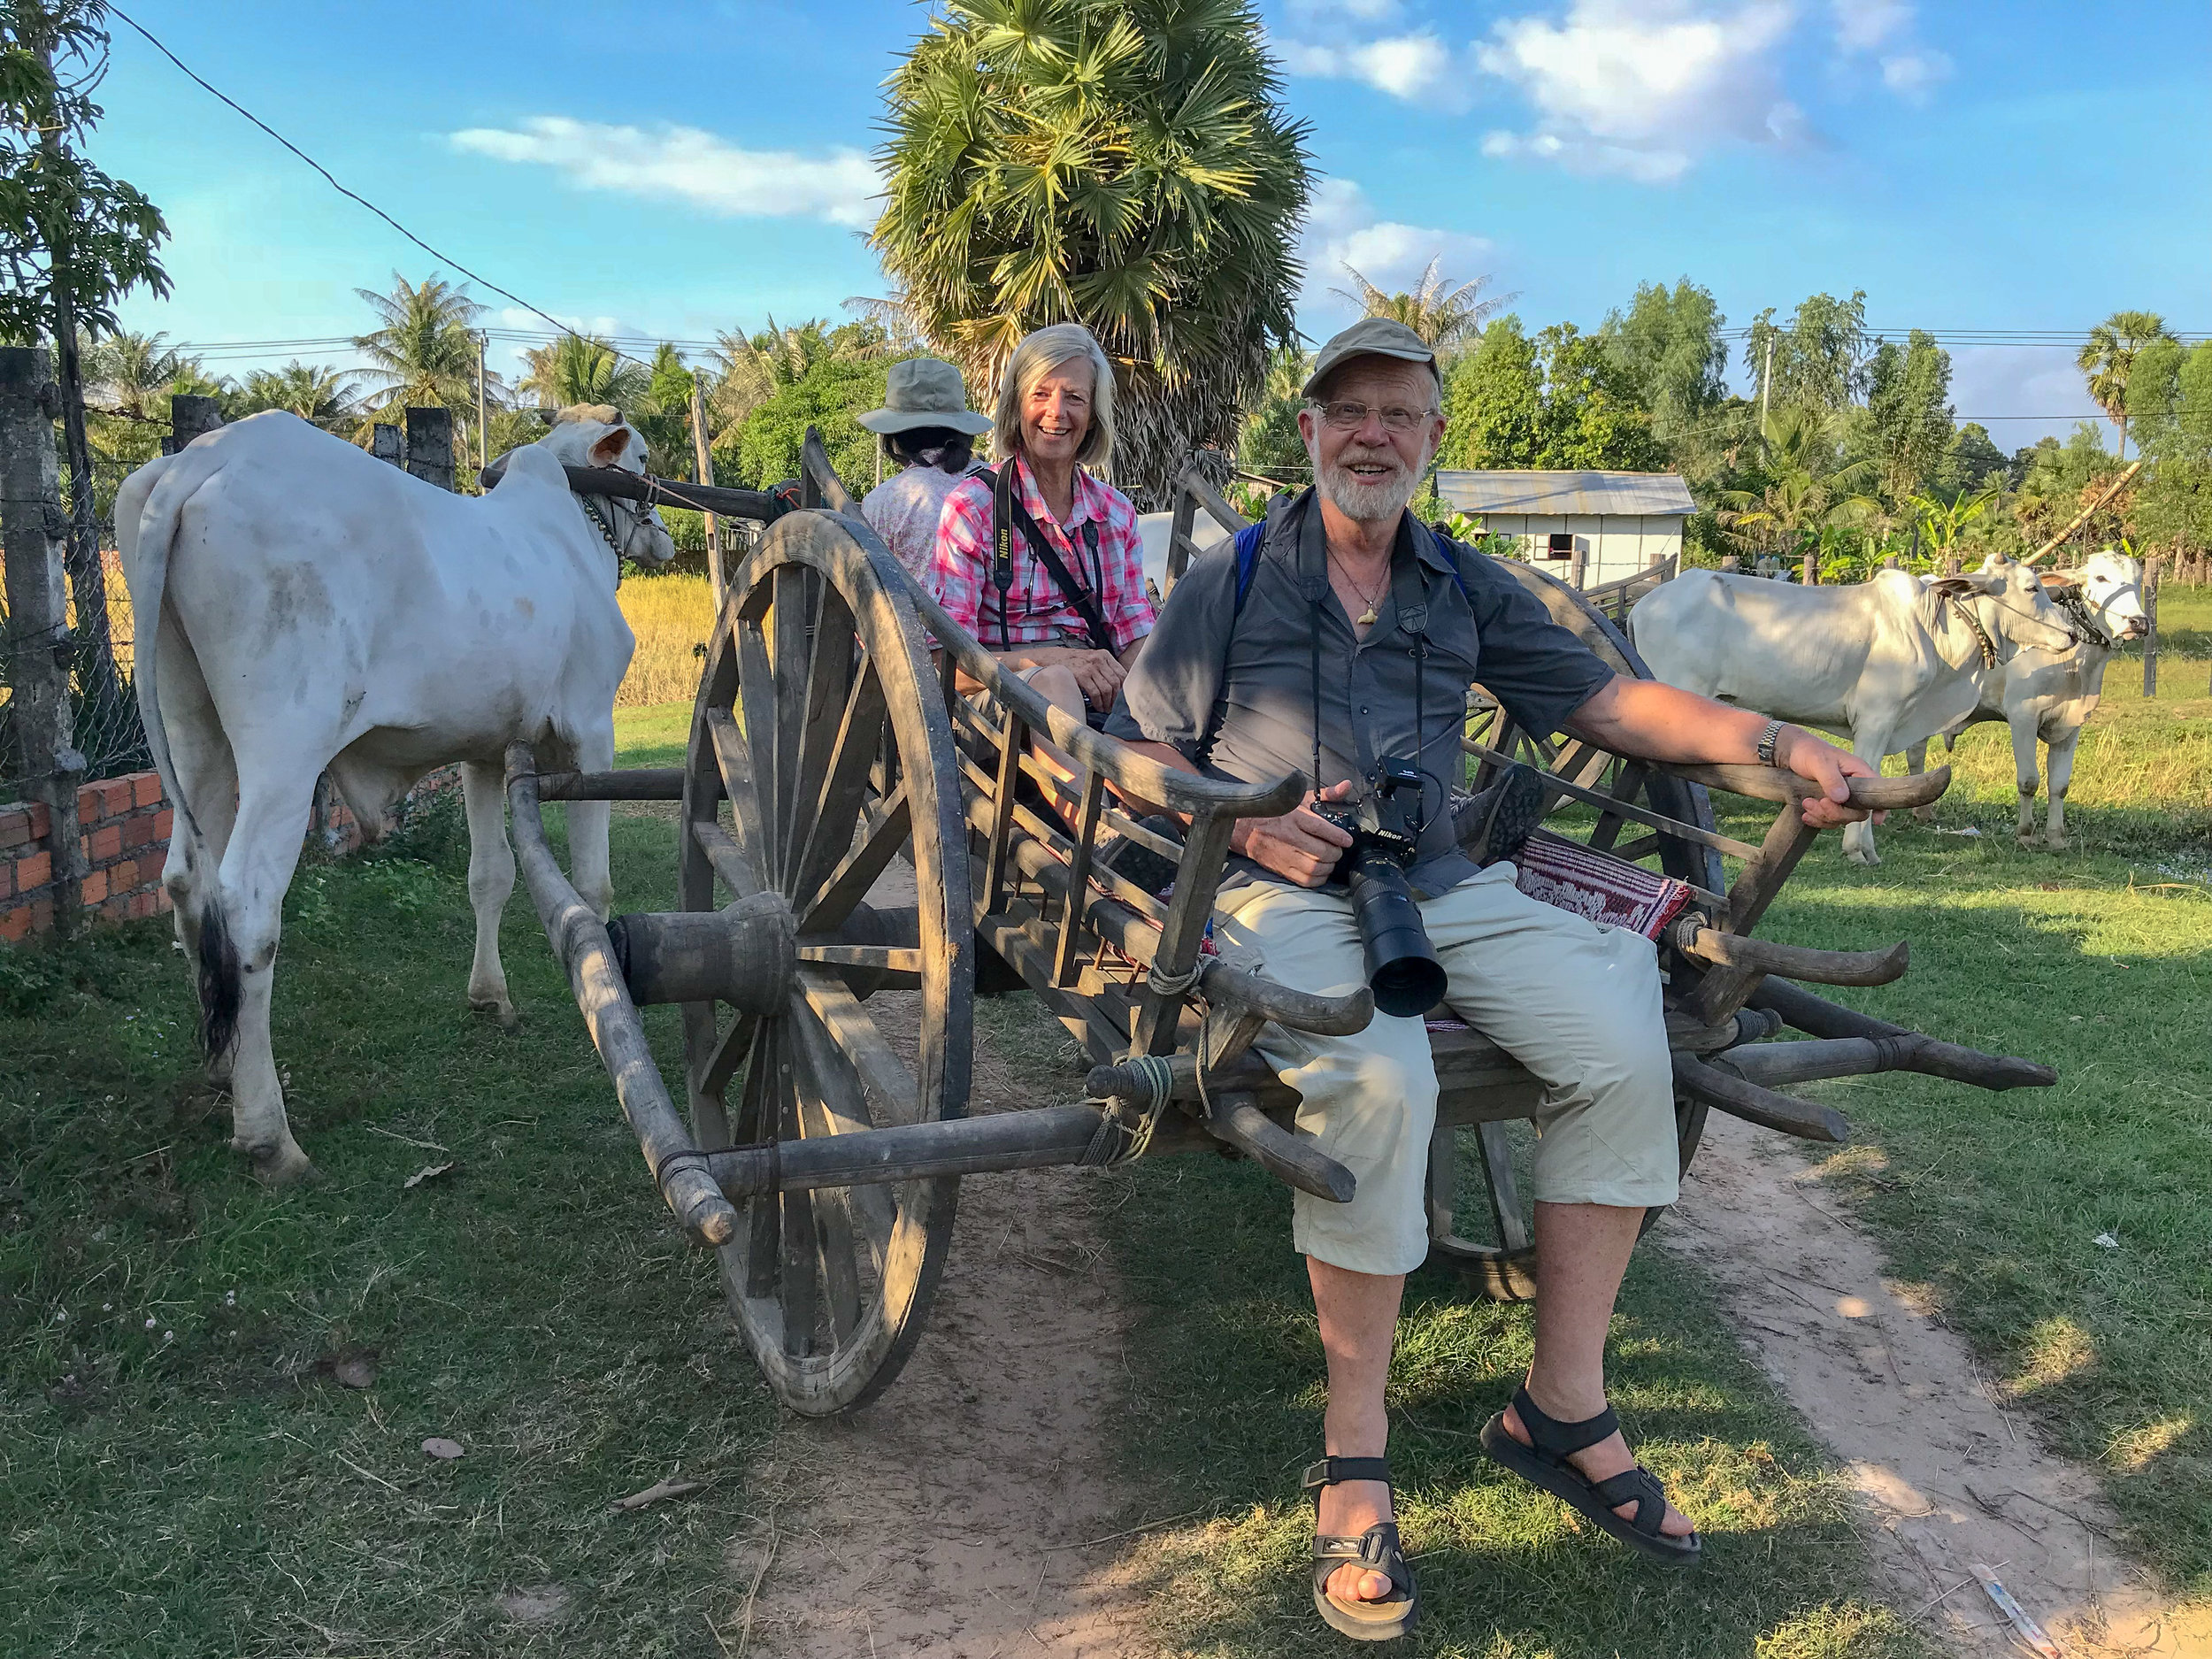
[1427,562,1717,1301]
[677,509,973,1415]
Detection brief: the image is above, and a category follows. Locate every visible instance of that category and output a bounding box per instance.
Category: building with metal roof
[1436,470,1696,588]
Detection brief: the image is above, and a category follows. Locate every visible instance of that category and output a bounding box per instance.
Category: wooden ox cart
[500,435,2055,1416]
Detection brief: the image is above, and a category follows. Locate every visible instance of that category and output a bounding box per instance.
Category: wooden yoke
[1674,764,1951,1024]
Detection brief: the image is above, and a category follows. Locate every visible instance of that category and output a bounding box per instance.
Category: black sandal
[1479,1385,1701,1565]
[1467,762,1548,868]
[1303,1456,1419,1641]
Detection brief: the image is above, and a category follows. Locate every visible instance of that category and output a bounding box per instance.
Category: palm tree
[1717,406,1881,575]
[518,333,649,411]
[237,361,358,424]
[705,315,877,431]
[1331,257,1511,357]
[353,273,484,413]
[86,329,195,419]
[872,0,1312,503]
[2077,310,2174,460]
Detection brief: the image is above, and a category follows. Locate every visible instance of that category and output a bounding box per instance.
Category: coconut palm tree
[86,329,195,419]
[1331,257,1511,358]
[518,332,649,411]
[2078,310,2174,460]
[353,273,484,413]
[872,0,1311,503]
[237,361,359,424]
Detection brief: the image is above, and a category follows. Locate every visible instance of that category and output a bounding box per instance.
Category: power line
[105,5,634,369]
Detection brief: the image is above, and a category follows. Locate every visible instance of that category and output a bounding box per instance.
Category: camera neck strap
[987,460,1114,654]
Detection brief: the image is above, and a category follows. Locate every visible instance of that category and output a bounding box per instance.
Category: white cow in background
[1136,503,1234,601]
[118,407,674,1182]
[1902,549,2148,848]
[1631,557,2078,864]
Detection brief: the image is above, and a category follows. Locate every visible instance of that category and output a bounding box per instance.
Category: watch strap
[1755,718,1786,767]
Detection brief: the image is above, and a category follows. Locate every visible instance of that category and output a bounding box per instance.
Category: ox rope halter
[1944,593,2001,669]
[2053,585,2115,650]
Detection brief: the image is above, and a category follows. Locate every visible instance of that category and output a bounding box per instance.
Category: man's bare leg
[1309,1257,1404,1603]
[1500,1201,1694,1536]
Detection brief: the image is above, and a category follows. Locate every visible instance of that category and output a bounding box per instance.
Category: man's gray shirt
[1107,491,1615,896]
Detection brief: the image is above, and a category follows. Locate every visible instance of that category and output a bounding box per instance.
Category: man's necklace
[1329,553,1388,626]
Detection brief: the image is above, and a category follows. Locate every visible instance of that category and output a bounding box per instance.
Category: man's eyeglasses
[1307,399,1439,434]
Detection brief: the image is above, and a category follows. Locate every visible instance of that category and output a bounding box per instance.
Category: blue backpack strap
[1232,519,1266,613]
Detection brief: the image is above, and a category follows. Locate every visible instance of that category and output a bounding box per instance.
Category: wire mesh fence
[1,436,152,806]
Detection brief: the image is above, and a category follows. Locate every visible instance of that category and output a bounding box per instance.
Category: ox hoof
[238,1139,318,1186]
[2046,836,2070,853]
[469,995,521,1029]
[2016,833,2042,849]
[1911,809,1937,825]
[1844,849,1881,867]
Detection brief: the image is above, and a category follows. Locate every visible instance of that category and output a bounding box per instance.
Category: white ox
[1630,559,2078,864]
[1902,549,2148,848]
[118,410,674,1182]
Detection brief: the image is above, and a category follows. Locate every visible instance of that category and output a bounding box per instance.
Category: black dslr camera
[1312,757,1448,1019]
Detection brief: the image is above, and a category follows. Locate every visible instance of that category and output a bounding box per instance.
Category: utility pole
[1759,333,1774,434]
[475,331,489,478]
[689,376,725,609]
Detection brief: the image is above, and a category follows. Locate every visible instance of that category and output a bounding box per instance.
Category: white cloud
[449,116,880,227]
[1829,2,1953,102]
[1274,30,1465,106]
[1878,47,1953,99]
[1830,0,1910,52]
[1298,179,1498,319]
[1471,1,1801,183]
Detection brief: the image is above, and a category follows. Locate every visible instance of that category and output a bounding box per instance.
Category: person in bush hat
[858,357,992,580]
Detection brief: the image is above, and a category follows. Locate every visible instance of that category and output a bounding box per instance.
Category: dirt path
[1670,1113,2207,1657]
[737,867,1155,1659]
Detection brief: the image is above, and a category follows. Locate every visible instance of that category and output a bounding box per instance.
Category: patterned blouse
[930,455,1154,655]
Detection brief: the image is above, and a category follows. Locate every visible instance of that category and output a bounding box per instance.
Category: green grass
[0,773,778,1656]
[973,997,1925,1659]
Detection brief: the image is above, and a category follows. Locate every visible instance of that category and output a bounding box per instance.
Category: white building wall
[1479,512,1685,587]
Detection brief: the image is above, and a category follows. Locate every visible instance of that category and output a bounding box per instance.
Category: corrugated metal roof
[1435,470,1697,517]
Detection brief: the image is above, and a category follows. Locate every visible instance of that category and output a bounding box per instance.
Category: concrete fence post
[2141,556,2161,698]
[0,348,86,933]
[404,406,454,491]
[1569,545,1587,590]
[371,424,404,468]
[164,394,226,456]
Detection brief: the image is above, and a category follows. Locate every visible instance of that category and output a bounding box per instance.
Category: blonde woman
[931,322,1154,727]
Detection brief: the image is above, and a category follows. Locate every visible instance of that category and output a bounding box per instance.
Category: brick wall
[0,765,460,944]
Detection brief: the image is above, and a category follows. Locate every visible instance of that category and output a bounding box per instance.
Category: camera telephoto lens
[1343,850,1448,1018]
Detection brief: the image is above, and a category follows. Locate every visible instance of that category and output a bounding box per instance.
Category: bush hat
[857,357,992,436]
[1301,317,1441,400]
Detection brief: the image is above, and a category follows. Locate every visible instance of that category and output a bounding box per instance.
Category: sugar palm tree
[872,0,1311,503]
[2077,310,2174,459]
[1332,257,1510,357]
[353,273,484,413]
[238,361,359,424]
[518,332,649,411]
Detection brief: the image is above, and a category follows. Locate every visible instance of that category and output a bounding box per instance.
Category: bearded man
[1108,319,1876,1640]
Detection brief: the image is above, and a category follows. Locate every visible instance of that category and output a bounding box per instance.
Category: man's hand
[1776,726,1883,830]
[1233,780,1356,887]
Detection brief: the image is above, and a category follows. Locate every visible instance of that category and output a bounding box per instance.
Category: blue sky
[99,0,2210,448]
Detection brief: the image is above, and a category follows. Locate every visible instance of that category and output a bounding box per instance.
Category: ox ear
[1929,575,1987,600]
[2039,571,2079,591]
[587,423,637,470]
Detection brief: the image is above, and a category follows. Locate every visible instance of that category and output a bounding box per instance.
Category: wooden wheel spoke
[689,811,761,899]
[769,565,818,877]
[811,1188,866,1345]
[740,1023,782,1300]
[695,1010,761,1110]
[779,584,859,893]
[800,786,910,935]
[787,990,900,1270]
[733,617,782,860]
[795,943,923,974]
[788,658,888,910]
[772,1032,819,1357]
[795,968,921,1127]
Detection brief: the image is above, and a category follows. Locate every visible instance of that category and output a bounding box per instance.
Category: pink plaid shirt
[931,457,1154,655]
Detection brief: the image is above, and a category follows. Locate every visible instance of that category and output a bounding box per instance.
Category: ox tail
[120,442,243,1059]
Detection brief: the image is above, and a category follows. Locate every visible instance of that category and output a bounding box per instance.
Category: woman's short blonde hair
[992,322,1116,471]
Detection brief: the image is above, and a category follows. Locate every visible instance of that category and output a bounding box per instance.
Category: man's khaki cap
[1301,317,1440,399]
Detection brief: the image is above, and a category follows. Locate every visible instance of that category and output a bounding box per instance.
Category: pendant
[1357,604,1380,626]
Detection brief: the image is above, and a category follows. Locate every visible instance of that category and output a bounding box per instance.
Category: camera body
[1311,755,1426,879]
[1311,757,1448,1018]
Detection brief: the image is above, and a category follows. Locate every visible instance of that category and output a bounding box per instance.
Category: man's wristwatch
[1755,718,1786,768]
